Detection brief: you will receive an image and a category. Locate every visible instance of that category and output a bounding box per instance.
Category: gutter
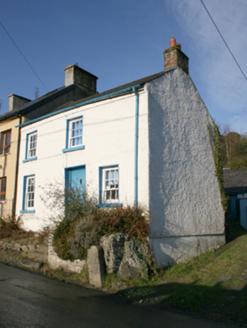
[13,114,21,216]
[132,86,140,210]
[16,84,142,128]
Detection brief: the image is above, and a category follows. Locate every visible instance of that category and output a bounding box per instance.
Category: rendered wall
[0,117,19,214]
[147,68,225,267]
[16,90,149,231]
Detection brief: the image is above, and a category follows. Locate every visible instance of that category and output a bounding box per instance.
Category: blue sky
[1,0,246,133]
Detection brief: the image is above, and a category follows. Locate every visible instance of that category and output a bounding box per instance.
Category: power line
[200,0,247,80]
[0,20,50,92]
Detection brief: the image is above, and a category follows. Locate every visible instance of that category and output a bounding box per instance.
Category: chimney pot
[163,38,189,74]
[170,38,176,47]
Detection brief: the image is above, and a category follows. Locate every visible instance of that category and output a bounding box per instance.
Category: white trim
[69,117,83,148]
[25,176,35,210]
[27,132,37,159]
[102,166,119,204]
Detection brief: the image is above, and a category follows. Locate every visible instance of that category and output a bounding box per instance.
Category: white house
[16,38,225,267]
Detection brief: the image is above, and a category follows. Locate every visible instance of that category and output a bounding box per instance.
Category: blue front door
[65,166,86,193]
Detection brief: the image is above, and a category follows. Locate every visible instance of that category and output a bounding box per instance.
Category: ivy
[207,121,228,211]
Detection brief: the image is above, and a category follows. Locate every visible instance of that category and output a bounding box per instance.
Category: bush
[52,189,99,260]
[94,205,149,242]
[53,217,75,260]
[43,183,150,261]
[53,203,149,261]
[0,215,33,239]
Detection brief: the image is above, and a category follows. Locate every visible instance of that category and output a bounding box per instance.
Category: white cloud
[169,0,247,132]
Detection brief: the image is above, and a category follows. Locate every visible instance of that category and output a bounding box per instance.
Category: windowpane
[0,178,6,201]
[28,133,37,158]
[26,176,35,209]
[102,167,119,204]
[70,118,83,147]
[3,132,11,155]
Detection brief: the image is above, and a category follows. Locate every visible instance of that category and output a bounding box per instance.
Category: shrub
[53,217,75,260]
[53,203,149,261]
[94,205,149,242]
[52,189,99,260]
[0,215,33,239]
[43,183,150,261]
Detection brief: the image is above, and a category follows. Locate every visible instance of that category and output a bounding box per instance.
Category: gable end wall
[147,68,225,267]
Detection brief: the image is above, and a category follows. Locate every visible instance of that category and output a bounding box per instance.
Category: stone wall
[47,234,85,273]
[0,238,48,270]
[0,236,86,273]
[0,233,153,289]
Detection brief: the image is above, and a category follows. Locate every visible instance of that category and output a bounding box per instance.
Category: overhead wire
[200,0,247,80]
[0,21,50,92]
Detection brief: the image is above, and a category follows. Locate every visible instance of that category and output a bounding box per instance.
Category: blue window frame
[99,165,121,207]
[62,116,85,153]
[20,175,35,213]
[23,131,37,163]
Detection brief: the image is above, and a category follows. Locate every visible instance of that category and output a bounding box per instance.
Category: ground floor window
[0,177,6,201]
[100,166,119,204]
[23,175,35,211]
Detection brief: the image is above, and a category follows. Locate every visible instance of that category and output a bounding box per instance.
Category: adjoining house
[15,38,225,267]
[223,167,247,229]
[0,65,98,218]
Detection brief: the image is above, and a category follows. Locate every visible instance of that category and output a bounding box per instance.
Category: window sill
[0,153,11,157]
[22,156,37,163]
[0,201,6,204]
[20,210,35,214]
[62,145,85,153]
[97,203,122,208]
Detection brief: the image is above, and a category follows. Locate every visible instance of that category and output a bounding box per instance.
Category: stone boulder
[87,246,105,288]
[118,240,149,279]
[100,233,129,273]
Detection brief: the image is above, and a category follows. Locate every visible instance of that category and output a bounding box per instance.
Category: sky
[0,0,246,133]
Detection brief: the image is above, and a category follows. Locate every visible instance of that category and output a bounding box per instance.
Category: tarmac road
[0,262,241,328]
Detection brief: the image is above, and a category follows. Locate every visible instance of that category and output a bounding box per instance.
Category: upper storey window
[23,131,37,162]
[70,118,83,147]
[62,116,85,153]
[28,132,37,158]
[0,130,11,155]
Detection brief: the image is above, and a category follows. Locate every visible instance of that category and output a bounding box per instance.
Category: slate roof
[1,67,174,126]
[64,69,169,107]
[223,168,247,195]
[0,84,81,122]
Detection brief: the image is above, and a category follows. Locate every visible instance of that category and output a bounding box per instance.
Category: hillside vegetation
[220,130,247,168]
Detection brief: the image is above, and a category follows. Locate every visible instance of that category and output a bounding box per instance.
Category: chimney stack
[8,94,31,112]
[163,38,189,74]
[64,65,98,96]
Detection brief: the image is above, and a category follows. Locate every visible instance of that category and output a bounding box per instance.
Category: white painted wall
[16,68,225,268]
[16,90,149,231]
[147,68,225,266]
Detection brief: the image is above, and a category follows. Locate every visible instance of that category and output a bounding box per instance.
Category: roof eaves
[17,83,143,128]
[16,68,174,129]
[19,85,75,114]
[0,84,77,122]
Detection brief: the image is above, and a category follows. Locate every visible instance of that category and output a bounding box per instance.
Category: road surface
[0,262,241,328]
